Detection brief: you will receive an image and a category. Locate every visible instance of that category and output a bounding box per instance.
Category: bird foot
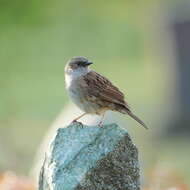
[98,122,104,128]
[71,120,83,126]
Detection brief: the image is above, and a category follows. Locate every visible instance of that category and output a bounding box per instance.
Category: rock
[31,104,124,182]
[39,122,140,190]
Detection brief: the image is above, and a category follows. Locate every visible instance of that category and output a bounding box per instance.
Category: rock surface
[39,122,140,190]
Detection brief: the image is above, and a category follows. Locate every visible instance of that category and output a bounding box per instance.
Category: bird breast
[65,74,103,114]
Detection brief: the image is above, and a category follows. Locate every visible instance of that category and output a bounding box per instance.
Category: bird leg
[98,113,105,127]
[72,113,87,125]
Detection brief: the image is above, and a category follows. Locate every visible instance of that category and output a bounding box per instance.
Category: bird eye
[77,62,84,66]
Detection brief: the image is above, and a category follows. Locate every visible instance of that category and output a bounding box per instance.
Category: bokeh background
[0,0,190,188]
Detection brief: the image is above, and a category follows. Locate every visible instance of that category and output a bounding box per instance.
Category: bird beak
[85,61,93,66]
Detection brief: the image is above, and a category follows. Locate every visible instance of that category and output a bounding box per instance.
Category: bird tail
[121,107,148,129]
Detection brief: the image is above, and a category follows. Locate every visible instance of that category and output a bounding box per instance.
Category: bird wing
[82,71,130,109]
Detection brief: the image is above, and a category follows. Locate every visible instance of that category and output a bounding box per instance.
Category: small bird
[65,56,148,129]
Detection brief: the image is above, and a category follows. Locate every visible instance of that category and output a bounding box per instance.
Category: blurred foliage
[144,163,189,190]
[0,0,189,186]
[0,171,35,190]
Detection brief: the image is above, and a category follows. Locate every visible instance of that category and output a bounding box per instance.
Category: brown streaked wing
[83,71,130,108]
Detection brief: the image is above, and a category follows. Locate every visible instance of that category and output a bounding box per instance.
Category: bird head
[65,56,93,75]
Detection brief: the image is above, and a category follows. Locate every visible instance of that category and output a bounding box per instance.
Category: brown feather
[83,71,130,108]
[82,71,148,129]
[125,109,148,129]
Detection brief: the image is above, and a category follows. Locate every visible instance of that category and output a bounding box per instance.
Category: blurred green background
[0,0,190,185]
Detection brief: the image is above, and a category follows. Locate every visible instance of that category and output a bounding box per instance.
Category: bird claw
[71,120,83,126]
[98,122,104,128]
